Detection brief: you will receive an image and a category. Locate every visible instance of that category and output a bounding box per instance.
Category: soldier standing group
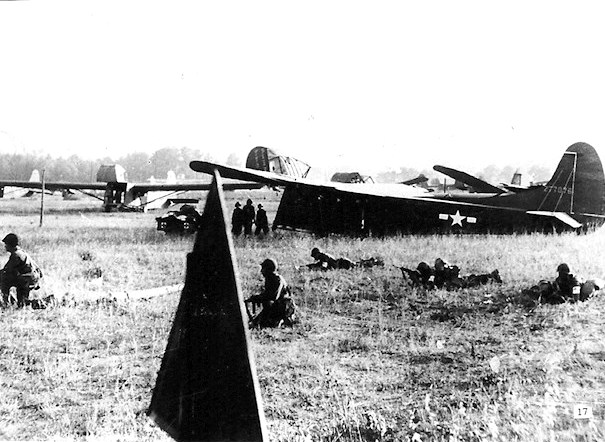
[231,198,270,237]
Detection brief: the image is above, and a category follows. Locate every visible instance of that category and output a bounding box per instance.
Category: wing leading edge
[190,161,429,198]
[190,160,299,187]
[0,180,261,193]
[128,181,263,193]
[0,180,107,191]
[433,165,505,194]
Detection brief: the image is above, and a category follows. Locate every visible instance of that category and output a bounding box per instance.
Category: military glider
[0,163,262,212]
[190,142,605,235]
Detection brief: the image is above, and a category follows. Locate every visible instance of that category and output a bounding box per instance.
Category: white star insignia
[450,210,466,226]
[439,211,477,226]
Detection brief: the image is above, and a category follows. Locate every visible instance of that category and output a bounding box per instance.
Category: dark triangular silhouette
[148,170,267,441]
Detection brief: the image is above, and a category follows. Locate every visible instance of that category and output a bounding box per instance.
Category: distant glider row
[0,164,262,212]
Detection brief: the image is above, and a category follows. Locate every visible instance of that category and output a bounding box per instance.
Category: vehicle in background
[156,204,203,235]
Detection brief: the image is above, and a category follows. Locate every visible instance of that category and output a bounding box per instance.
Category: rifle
[244,295,263,320]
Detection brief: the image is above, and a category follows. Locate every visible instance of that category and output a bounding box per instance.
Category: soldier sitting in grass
[0,233,43,308]
[245,258,296,328]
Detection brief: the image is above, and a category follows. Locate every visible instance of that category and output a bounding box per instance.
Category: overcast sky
[0,1,604,175]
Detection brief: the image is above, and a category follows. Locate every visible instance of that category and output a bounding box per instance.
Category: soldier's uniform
[552,263,580,300]
[402,258,501,290]
[242,199,256,235]
[464,269,502,287]
[523,263,594,304]
[1,233,42,308]
[254,204,269,235]
[231,202,244,236]
[433,258,464,289]
[357,257,385,268]
[247,259,295,327]
[401,262,434,287]
[309,248,338,270]
[308,247,355,270]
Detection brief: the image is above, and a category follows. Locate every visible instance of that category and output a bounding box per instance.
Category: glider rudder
[540,142,605,216]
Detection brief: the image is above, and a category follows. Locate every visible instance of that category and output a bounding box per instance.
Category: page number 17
[574,405,593,419]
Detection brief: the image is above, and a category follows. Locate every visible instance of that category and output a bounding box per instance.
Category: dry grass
[0,193,604,441]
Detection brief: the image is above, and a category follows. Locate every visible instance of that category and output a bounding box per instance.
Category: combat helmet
[417,262,432,280]
[2,233,19,248]
[434,258,448,271]
[557,263,570,274]
[261,258,277,273]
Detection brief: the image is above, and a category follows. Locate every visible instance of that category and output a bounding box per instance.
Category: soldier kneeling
[1,233,43,308]
[246,259,296,328]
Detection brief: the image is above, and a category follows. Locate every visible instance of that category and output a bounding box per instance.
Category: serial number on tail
[544,185,573,195]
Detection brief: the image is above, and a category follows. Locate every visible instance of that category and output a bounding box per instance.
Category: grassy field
[0,194,604,441]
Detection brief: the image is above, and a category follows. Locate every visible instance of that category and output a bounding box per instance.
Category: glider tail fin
[539,142,605,215]
[246,146,311,178]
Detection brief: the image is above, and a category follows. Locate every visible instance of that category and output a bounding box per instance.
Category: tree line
[0,147,219,183]
[0,146,552,187]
